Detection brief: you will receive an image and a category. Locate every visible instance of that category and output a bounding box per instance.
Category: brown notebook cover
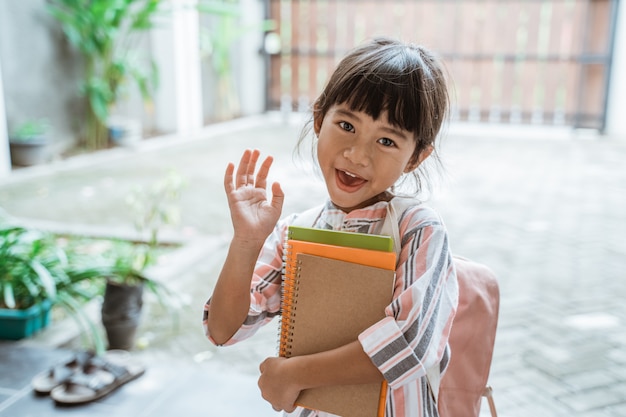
[280,252,395,417]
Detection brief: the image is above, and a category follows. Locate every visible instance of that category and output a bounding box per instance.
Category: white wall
[238,0,266,116]
[0,1,84,155]
[0,53,10,177]
[0,0,10,177]
[606,0,626,139]
[151,0,203,135]
[154,0,265,130]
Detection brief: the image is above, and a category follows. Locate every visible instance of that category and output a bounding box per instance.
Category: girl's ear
[404,145,433,173]
[313,104,323,136]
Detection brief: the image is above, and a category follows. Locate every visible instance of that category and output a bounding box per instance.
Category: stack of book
[280,225,397,417]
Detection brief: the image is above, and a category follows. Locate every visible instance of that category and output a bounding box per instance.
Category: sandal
[31,350,96,395]
[50,351,144,405]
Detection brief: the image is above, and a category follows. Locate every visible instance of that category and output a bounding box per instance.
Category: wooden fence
[265,0,619,131]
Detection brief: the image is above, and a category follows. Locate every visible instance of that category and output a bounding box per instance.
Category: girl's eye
[338,121,354,132]
[378,137,395,147]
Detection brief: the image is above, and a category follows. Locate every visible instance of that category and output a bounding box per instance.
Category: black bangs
[312,37,448,156]
[330,47,429,135]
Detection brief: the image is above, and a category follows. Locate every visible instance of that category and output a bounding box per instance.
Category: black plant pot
[101,281,144,350]
[9,139,48,166]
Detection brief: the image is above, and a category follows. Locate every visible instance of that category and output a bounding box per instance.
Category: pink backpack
[439,256,499,417]
[384,198,500,417]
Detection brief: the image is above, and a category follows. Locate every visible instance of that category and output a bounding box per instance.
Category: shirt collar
[318,199,390,234]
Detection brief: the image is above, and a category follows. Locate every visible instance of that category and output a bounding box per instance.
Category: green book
[287,226,393,253]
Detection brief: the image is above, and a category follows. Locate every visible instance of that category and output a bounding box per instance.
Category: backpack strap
[381,197,442,404]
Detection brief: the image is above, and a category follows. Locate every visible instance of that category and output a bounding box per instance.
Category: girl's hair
[298,37,450,197]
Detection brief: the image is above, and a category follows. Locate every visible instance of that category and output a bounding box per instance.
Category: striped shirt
[204,199,458,417]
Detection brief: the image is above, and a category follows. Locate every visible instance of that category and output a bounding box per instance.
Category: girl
[203,37,458,417]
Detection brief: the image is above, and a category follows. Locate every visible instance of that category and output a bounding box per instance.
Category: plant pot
[101,281,144,350]
[9,139,49,166]
[0,300,52,340]
[107,117,142,147]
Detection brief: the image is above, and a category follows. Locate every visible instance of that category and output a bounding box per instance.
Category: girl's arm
[206,149,284,345]
[207,238,267,344]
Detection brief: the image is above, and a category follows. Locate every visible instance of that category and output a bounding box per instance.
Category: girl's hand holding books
[224,149,284,247]
[258,356,300,413]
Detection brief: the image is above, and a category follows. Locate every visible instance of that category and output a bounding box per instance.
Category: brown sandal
[31,350,95,395]
[50,352,144,405]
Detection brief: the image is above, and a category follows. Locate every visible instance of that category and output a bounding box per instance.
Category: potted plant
[98,171,185,350]
[47,1,259,150]
[8,119,51,166]
[0,221,56,339]
[0,171,184,351]
[47,0,162,150]
[0,213,104,348]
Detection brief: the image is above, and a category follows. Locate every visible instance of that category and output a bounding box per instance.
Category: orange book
[284,239,396,272]
[280,240,396,417]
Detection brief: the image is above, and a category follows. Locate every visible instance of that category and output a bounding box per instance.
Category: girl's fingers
[246,149,260,185]
[270,182,285,211]
[233,149,277,190]
[230,150,278,196]
[254,156,274,190]
[224,162,235,194]
[235,149,255,187]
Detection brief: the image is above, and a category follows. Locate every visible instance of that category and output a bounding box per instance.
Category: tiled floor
[0,342,280,417]
[1,115,626,416]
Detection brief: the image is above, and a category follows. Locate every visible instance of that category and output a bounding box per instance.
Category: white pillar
[0,55,11,177]
[606,1,626,139]
[238,0,265,116]
[151,0,203,134]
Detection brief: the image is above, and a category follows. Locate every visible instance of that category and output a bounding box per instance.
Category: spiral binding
[279,240,301,357]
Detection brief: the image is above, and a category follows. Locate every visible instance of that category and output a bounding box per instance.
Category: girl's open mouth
[336,169,367,190]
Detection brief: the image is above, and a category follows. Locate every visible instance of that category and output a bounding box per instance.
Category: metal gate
[265,0,619,131]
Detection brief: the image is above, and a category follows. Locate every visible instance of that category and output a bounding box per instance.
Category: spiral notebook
[280,235,396,417]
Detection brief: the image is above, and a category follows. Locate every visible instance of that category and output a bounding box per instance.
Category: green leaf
[2,282,15,309]
[55,292,106,355]
[30,260,57,300]
[196,1,240,17]
[85,79,113,123]
[131,0,162,30]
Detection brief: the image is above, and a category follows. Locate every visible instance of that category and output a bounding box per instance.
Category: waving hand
[224,149,284,245]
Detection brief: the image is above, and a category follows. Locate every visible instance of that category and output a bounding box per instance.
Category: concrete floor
[1,113,626,416]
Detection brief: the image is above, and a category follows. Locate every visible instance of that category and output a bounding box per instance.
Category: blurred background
[0,0,624,167]
[0,1,625,417]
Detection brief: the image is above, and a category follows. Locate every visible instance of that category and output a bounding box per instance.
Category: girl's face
[314,103,431,212]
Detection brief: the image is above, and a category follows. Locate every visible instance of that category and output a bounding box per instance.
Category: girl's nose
[343,144,370,166]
